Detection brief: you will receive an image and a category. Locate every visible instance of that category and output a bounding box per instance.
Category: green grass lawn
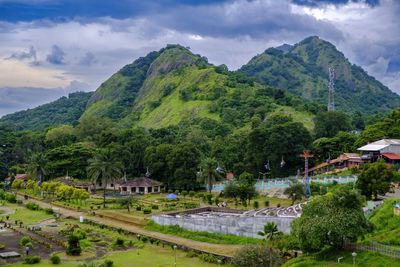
[283,251,400,267]
[7,244,220,267]
[0,203,53,225]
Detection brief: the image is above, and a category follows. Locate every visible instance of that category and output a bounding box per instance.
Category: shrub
[206,194,213,205]
[199,253,219,263]
[66,233,82,256]
[136,206,142,211]
[253,201,259,209]
[26,202,40,211]
[181,190,188,197]
[168,189,173,194]
[231,245,281,267]
[0,243,5,249]
[174,190,180,195]
[44,208,54,214]
[104,259,113,267]
[196,192,204,199]
[141,236,148,243]
[24,256,41,264]
[114,237,125,247]
[5,193,16,203]
[189,191,196,198]
[50,254,61,264]
[264,200,270,207]
[277,203,281,208]
[184,202,198,209]
[151,205,159,210]
[143,209,152,214]
[20,236,31,247]
[186,251,197,258]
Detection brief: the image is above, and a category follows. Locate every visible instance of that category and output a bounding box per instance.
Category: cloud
[7,45,38,65]
[46,44,66,64]
[79,52,96,66]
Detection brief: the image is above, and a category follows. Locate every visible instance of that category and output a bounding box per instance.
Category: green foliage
[20,236,31,247]
[24,255,41,264]
[292,189,370,253]
[25,202,40,211]
[314,111,352,138]
[144,220,259,245]
[50,253,61,264]
[240,36,400,114]
[284,182,305,204]
[312,131,357,161]
[231,245,281,267]
[0,92,92,131]
[357,160,395,200]
[66,233,82,256]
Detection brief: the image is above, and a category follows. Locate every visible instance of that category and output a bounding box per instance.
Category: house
[57,176,95,193]
[358,139,400,165]
[330,153,365,169]
[119,177,162,195]
[15,174,28,181]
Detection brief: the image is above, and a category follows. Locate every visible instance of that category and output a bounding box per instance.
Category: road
[17,195,241,257]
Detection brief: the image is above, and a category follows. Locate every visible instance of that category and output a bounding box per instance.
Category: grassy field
[0,203,53,225]
[7,244,221,267]
[283,250,400,267]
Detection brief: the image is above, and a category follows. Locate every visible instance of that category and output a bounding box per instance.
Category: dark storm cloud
[291,0,380,7]
[46,45,66,64]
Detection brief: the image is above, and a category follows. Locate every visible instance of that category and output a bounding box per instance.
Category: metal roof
[381,153,400,160]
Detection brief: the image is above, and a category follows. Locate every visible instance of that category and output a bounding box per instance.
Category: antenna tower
[327,67,335,111]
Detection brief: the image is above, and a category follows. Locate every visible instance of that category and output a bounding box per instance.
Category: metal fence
[345,241,400,259]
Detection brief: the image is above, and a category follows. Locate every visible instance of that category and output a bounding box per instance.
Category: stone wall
[152,214,294,238]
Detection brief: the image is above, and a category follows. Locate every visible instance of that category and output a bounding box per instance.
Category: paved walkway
[17,195,241,257]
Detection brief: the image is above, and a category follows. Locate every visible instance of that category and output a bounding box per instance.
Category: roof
[119,177,161,187]
[308,162,329,172]
[56,177,93,186]
[15,174,28,180]
[358,139,400,151]
[381,153,400,160]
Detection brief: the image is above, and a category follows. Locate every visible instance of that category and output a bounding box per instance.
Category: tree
[231,245,281,267]
[284,182,305,205]
[314,111,352,138]
[258,222,281,267]
[87,150,123,207]
[27,152,46,183]
[356,160,395,200]
[292,190,370,253]
[224,174,257,206]
[197,157,221,193]
[66,233,82,256]
[45,125,76,147]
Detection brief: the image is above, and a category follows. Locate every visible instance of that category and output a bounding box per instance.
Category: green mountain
[82,44,315,130]
[239,36,400,114]
[0,91,92,131]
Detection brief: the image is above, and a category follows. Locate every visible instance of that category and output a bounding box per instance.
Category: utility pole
[300,150,313,198]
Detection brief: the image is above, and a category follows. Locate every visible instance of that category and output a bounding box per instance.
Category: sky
[0,0,399,116]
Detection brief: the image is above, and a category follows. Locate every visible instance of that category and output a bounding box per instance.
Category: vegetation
[0,92,92,131]
[231,245,281,267]
[144,220,260,245]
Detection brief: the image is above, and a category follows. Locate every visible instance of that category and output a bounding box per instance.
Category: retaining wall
[152,214,294,238]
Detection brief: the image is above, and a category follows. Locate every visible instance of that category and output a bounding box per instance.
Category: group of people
[216,201,227,208]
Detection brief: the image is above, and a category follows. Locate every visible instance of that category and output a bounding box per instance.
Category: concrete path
[17,195,241,257]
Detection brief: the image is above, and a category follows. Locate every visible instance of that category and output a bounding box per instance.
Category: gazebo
[119,177,162,195]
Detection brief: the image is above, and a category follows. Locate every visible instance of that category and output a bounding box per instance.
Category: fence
[211,175,358,192]
[345,241,400,259]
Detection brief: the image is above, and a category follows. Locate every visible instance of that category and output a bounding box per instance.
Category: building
[119,177,162,195]
[358,139,400,165]
[57,176,95,193]
[330,153,365,169]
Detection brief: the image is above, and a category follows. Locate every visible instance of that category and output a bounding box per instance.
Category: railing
[211,175,358,192]
[345,241,400,259]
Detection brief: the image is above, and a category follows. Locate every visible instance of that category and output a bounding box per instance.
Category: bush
[44,208,54,214]
[189,191,196,198]
[199,253,219,263]
[114,237,125,247]
[66,234,82,256]
[151,205,159,210]
[253,201,259,209]
[24,256,41,264]
[264,200,270,207]
[186,251,197,258]
[104,259,113,267]
[136,206,142,211]
[5,193,16,203]
[26,202,40,211]
[231,245,281,267]
[143,209,152,214]
[20,236,31,247]
[0,243,5,249]
[50,254,61,264]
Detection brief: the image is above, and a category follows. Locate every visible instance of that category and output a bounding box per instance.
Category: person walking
[25,245,30,256]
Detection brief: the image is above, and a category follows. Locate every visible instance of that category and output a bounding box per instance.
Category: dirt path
[17,196,241,257]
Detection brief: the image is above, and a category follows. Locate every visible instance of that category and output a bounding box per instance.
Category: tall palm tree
[27,152,47,184]
[258,222,280,267]
[197,157,223,194]
[87,150,123,207]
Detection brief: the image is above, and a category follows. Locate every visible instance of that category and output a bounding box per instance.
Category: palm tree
[197,157,223,194]
[87,150,123,208]
[258,222,280,267]
[27,152,47,184]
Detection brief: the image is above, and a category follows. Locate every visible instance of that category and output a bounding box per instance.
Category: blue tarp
[166,193,178,199]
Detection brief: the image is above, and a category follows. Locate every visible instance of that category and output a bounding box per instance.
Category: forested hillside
[240,36,400,114]
[82,44,318,130]
[0,91,92,131]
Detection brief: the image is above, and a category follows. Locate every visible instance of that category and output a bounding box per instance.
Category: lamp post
[217,259,222,267]
[173,245,177,267]
[351,252,357,267]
